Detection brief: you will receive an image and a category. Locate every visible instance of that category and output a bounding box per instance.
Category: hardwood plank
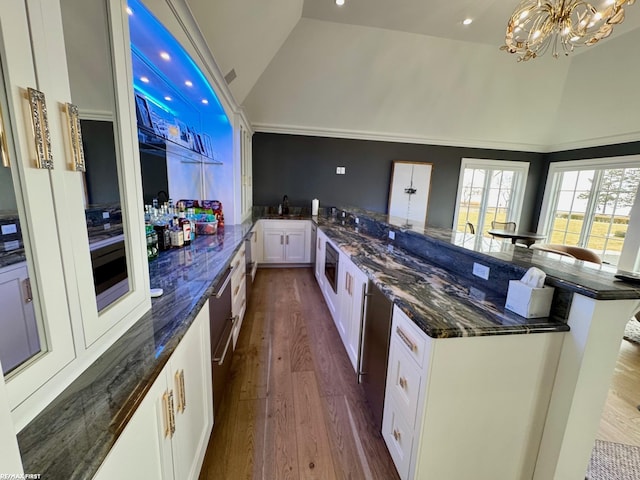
[290,309,314,372]
[597,339,640,446]
[227,399,265,479]
[292,370,337,479]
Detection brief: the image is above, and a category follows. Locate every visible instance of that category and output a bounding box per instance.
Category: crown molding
[545,130,640,153]
[252,123,549,153]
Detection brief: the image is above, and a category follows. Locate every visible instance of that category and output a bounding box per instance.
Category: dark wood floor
[199,267,399,480]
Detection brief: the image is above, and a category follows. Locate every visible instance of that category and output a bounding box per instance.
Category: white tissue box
[505,280,555,318]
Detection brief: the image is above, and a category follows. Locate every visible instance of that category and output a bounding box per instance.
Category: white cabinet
[315,228,367,373]
[0,0,150,426]
[239,115,253,222]
[230,244,246,348]
[93,303,213,480]
[0,263,38,374]
[383,306,563,480]
[260,220,311,264]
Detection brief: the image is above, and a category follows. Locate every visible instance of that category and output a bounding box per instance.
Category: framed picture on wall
[134,94,153,129]
[388,160,433,226]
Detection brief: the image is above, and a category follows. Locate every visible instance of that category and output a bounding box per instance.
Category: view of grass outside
[457,205,509,234]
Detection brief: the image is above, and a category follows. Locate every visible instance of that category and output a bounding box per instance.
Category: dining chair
[490,220,516,232]
[466,222,475,234]
[530,244,603,265]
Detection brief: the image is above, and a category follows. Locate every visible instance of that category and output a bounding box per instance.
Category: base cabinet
[231,245,247,349]
[314,228,326,288]
[383,306,563,480]
[260,220,311,263]
[92,303,213,480]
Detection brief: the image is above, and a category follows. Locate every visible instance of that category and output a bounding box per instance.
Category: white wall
[185,0,303,104]
[243,19,573,152]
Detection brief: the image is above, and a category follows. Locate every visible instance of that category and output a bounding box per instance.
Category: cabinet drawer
[382,395,414,480]
[232,274,246,307]
[387,339,423,425]
[392,306,429,369]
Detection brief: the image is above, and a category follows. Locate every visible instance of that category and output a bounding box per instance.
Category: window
[454,159,530,236]
[539,157,640,266]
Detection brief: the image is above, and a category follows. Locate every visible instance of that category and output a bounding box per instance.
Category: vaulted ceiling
[185,0,640,153]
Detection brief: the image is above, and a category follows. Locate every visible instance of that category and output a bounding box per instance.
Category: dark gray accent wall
[253,133,546,229]
[547,141,640,162]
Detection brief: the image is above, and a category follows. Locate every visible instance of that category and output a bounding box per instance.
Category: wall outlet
[472,262,490,280]
[388,230,395,240]
[355,217,359,224]
[336,166,346,174]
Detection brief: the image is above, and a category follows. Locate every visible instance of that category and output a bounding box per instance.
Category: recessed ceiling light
[140,76,149,83]
[336,0,345,5]
[185,80,193,87]
[164,96,172,101]
[201,99,209,105]
[160,52,170,61]
[126,7,133,15]
[463,18,473,25]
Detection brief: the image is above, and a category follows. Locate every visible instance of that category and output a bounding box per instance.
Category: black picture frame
[134,94,153,129]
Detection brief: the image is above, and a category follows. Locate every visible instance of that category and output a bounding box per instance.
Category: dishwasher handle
[212,267,234,299]
[213,315,238,365]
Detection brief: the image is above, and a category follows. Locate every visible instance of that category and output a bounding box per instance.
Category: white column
[533,294,639,480]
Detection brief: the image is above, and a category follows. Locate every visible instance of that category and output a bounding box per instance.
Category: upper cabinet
[0,0,149,427]
[239,113,253,221]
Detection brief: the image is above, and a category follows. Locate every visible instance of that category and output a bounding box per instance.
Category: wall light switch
[388,230,395,240]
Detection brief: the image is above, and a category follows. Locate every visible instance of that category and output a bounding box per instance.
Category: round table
[487,229,546,247]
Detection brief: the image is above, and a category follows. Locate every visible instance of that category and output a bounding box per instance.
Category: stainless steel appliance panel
[360,281,393,431]
[324,241,339,293]
[209,267,235,418]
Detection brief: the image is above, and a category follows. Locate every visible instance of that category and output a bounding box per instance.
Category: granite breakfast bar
[317,207,640,479]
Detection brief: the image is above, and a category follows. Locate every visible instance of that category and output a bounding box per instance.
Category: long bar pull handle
[23,278,32,303]
[396,327,417,353]
[162,390,172,438]
[286,235,289,245]
[0,104,10,168]
[26,88,53,169]
[280,235,283,245]
[167,390,176,436]
[64,103,85,172]
[174,370,186,413]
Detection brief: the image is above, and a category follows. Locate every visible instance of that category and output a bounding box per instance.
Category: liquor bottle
[179,211,192,246]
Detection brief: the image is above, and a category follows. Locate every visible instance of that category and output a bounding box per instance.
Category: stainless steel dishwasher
[359,280,393,432]
[209,266,236,418]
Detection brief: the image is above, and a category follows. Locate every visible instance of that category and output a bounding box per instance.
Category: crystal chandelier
[501,0,636,61]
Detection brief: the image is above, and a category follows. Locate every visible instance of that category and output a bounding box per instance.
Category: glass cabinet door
[0,0,149,426]
[0,1,75,420]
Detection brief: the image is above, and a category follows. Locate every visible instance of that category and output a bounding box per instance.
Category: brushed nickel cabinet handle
[64,102,85,172]
[396,327,417,353]
[280,235,283,245]
[0,104,10,168]
[23,278,32,303]
[317,238,321,250]
[286,235,289,245]
[26,88,53,169]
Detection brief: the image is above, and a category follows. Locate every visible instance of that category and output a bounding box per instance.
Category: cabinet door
[93,372,168,480]
[0,264,38,374]
[315,231,325,287]
[347,265,367,372]
[263,229,285,263]
[169,304,213,480]
[0,0,76,418]
[284,229,306,262]
[337,263,352,346]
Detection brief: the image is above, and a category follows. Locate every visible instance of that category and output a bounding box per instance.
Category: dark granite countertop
[338,206,640,301]
[17,221,253,480]
[315,217,570,339]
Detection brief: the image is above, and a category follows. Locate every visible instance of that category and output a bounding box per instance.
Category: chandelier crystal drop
[501,0,636,61]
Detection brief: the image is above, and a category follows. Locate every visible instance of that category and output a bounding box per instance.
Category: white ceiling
[302,0,640,49]
[185,0,640,152]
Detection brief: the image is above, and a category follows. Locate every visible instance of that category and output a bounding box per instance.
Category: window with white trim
[538,156,640,266]
[454,159,530,236]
